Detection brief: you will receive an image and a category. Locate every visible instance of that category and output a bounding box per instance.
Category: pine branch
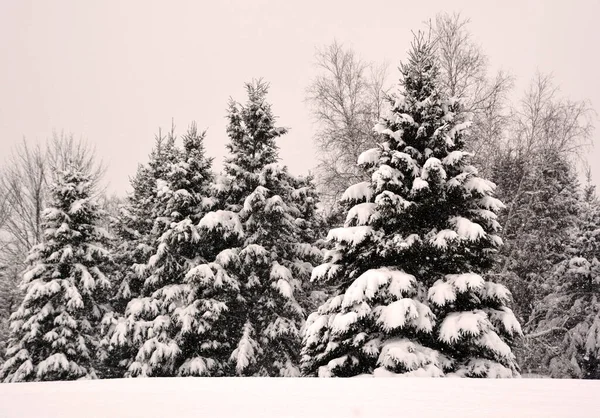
[525,326,568,339]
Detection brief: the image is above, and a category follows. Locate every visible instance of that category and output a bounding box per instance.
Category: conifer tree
[492,150,581,324]
[102,123,224,377]
[290,174,330,312]
[218,82,286,211]
[0,167,111,382]
[301,34,522,378]
[528,183,600,378]
[0,264,21,362]
[204,80,322,376]
[99,130,179,376]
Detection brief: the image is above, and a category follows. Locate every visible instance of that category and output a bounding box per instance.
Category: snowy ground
[0,377,598,417]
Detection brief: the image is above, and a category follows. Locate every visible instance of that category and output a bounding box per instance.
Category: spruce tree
[529,183,600,378]
[206,80,322,376]
[492,149,581,324]
[110,129,180,313]
[0,167,111,382]
[218,82,286,211]
[290,174,330,313]
[99,130,180,376]
[102,123,222,377]
[491,150,582,374]
[301,34,522,378]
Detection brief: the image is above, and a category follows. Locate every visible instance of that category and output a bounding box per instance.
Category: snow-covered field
[0,377,598,417]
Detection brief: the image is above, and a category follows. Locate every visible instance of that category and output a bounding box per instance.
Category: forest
[0,13,598,382]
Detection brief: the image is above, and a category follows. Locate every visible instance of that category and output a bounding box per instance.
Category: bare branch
[0,133,107,269]
[306,41,390,213]
[525,327,569,339]
[429,12,514,176]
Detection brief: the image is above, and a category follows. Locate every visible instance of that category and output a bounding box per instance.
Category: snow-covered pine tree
[117,130,179,300]
[99,130,179,377]
[202,80,322,376]
[301,34,522,378]
[528,181,600,379]
[0,167,111,382]
[0,264,22,362]
[290,173,330,313]
[102,123,229,377]
[217,82,285,212]
[490,150,582,375]
[492,149,581,325]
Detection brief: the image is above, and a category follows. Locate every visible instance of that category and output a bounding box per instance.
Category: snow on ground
[0,377,598,417]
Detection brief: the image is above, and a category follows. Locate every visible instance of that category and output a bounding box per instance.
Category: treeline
[0,13,598,381]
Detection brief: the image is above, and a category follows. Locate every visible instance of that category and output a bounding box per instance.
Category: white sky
[1,0,599,196]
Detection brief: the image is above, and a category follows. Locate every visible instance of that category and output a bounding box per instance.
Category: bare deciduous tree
[0,183,10,234]
[429,12,514,175]
[0,140,47,260]
[306,41,389,214]
[97,192,123,236]
[0,132,107,274]
[431,13,512,111]
[508,73,595,160]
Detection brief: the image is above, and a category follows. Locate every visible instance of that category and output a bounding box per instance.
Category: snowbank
[0,377,597,417]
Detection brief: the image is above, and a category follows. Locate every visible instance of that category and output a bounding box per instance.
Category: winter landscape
[1,1,599,416]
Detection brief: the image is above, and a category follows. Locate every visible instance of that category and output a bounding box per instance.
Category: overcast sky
[1,0,599,196]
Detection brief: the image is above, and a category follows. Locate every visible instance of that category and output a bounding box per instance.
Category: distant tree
[301,34,521,378]
[492,74,595,322]
[430,13,512,113]
[0,167,111,382]
[97,193,123,238]
[429,12,513,176]
[0,140,48,266]
[0,187,18,361]
[306,41,389,218]
[493,151,581,322]
[526,185,600,379]
[506,74,594,159]
[0,265,21,362]
[489,73,596,375]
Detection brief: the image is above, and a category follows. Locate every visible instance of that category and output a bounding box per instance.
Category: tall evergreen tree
[528,183,600,378]
[218,82,286,211]
[102,123,224,377]
[301,34,522,378]
[492,149,581,324]
[111,129,180,311]
[290,174,330,313]
[490,150,582,374]
[205,80,322,376]
[0,168,111,382]
[99,130,179,376]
